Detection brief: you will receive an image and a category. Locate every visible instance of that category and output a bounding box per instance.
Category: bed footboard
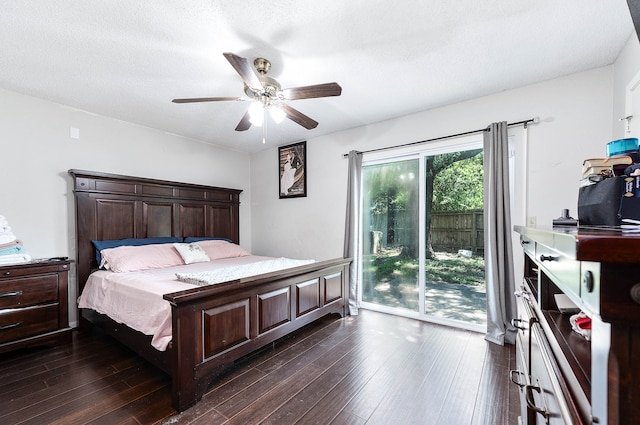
[163,257,351,412]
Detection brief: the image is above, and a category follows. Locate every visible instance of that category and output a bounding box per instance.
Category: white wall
[613,34,640,138]
[0,88,252,325]
[251,66,617,261]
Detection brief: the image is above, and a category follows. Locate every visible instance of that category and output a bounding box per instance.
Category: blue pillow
[92,237,183,265]
[183,236,232,243]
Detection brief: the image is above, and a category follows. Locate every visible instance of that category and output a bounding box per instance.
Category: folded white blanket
[0,234,16,245]
[176,257,315,286]
[0,253,31,265]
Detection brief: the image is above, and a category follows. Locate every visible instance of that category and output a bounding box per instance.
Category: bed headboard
[69,169,242,292]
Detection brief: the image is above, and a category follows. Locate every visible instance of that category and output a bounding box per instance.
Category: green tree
[432,152,483,212]
[364,160,418,251]
[426,149,482,258]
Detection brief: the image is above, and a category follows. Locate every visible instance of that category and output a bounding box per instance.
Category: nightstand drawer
[0,304,59,344]
[0,275,58,309]
[0,264,60,279]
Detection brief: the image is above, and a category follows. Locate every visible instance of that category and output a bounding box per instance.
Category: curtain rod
[342,117,538,158]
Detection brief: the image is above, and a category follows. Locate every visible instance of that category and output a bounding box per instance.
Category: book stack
[621,218,640,232]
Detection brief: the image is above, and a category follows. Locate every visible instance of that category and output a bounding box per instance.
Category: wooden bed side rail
[166,257,351,412]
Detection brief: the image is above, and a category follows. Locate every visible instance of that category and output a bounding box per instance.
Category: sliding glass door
[423,148,486,327]
[360,138,486,330]
[362,158,420,311]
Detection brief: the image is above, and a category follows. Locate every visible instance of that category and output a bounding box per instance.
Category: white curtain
[484,122,517,345]
[343,150,362,315]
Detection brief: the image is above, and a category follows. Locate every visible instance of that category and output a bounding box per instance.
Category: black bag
[578,176,640,226]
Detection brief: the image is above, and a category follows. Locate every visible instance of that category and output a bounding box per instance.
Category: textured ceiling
[0,1,635,153]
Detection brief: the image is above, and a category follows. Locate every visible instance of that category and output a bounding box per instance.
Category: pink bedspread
[78,255,272,351]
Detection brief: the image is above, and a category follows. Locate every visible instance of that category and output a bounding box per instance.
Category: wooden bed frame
[69,169,350,412]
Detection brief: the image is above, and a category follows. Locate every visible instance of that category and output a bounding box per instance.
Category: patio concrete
[368,279,487,326]
[425,280,486,325]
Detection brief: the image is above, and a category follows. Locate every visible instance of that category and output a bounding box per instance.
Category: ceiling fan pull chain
[262,108,267,144]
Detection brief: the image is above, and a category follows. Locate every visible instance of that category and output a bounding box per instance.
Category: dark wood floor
[0,310,518,425]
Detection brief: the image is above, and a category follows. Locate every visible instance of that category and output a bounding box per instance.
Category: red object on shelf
[576,315,592,330]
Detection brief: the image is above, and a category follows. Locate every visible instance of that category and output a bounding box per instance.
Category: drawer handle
[0,322,22,331]
[539,254,556,262]
[630,283,640,305]
[0,290,22,298]
[583,271,595,294]
[3,271,10,276]
[525,384,549,419]
[509,370,526,388]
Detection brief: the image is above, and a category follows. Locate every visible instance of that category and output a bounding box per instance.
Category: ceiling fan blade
[223,52,263,92]
[281,82,342,100]
[235,111,252,131]
[172,96,243,103]
[280,104,318,129]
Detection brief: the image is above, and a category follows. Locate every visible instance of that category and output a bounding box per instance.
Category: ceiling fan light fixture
[172,52,342,134]
[269,105,286,124]
[248,101,264,127]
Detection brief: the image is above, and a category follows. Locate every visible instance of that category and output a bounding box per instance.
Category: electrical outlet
[527,216,537,227]
[70,127,80,140]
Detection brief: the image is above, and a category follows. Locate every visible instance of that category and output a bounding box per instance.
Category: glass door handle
[510,369,526,388]
[511,318,527,330]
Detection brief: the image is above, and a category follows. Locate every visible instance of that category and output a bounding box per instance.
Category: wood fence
[431,209,484,254]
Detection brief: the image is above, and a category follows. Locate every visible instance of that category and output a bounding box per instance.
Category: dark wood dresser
[513,225,640,425]
[0,260,72,354]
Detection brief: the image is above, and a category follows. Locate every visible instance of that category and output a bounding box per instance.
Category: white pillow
[173,242,210,264]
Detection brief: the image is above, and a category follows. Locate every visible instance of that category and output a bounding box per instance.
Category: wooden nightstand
[0,259,72,354]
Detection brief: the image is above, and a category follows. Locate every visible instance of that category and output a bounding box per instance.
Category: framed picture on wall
[279,141,307,198]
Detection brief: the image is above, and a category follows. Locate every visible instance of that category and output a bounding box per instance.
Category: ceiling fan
[172,52,342,131]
